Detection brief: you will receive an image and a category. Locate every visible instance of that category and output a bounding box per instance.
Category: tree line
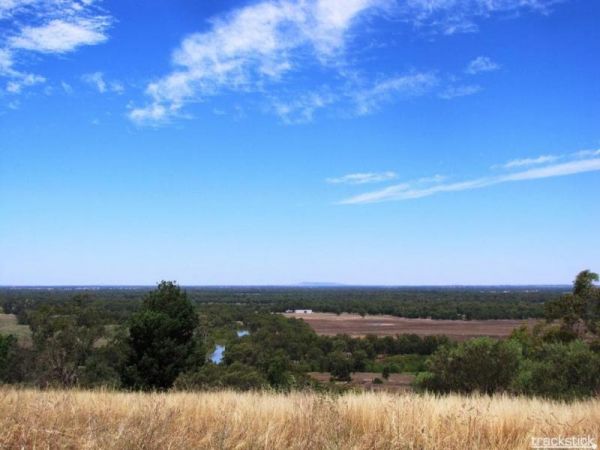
[1,285,557,323]
[1,272,597,399]
[0,282,447,390]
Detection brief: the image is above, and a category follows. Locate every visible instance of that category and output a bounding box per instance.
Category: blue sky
[0,0,599,285]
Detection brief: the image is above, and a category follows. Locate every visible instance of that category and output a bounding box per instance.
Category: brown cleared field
[1,388,599,449]
[284,312,537,340]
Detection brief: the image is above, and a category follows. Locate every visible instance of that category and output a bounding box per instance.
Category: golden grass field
[0,388,598,449]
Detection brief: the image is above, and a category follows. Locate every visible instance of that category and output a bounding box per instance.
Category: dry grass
[0,388,598,449]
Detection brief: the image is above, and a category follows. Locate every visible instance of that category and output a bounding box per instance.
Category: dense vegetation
[416,270,600,399]
[0,282,449,391]
[0,284,559,324]
[0,274,597,399]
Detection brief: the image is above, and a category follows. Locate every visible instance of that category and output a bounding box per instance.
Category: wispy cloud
[353,73,438,115]
[575,149,600,158]
[339,149,600,204]
[496,154,560,169]
[82,72,124,94]
[129,0,390,124]
[1,0,111,95]
[327,171,398,185]
[129,0,560,125]
[61,81,73,94]
[272,91,336,124]
[439,84,481,100]
[465,56,500,74]
[5,72,45,93]
[398,0,563,36]
[9,17,109,53]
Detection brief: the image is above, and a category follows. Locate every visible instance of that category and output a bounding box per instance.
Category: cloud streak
[327,171,398,184]
[339,149,600,204]
[497,154,559,169]
[353,73,438,115]
[439,84,481,100]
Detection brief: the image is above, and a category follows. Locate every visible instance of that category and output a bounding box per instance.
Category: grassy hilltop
[1,388,599,450]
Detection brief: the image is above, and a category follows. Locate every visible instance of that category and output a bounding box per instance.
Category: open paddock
[283,312,537,340]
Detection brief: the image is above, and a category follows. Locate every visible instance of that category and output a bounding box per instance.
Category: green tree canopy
[122,281,203,390]
[545,270,600,337]
[28,295,107,387]
[417,338,522,395]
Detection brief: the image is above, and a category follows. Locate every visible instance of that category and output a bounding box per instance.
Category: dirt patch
[284,312,536,340]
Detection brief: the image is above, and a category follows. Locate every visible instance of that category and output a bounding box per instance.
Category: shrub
[513,340,600,399]
[0,334,18,383]
[417,338,522,394]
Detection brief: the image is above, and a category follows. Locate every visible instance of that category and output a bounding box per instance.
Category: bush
[417,338,522,394]
[174,362,268,391]
[0,334,18,383]
[513,340,600,399]
[329,351,352,382]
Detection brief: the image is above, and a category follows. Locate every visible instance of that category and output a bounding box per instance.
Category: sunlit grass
[0,388,598,449]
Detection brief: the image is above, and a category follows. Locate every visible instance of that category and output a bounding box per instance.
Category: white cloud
[497,154,559,169]
[466,56,500,74]
[340,177,492,203]
[82,71,124,94]
[272,91,336,124]
[109,80,124,94]
[439,84,481,99]
[129,0,393,124]
[5,72,45,93]
[61,81,73,94]
[0,48,16,75]
[339,148,600,204]
[128,102,173,125]
[0,0,37,19]
[502,158,600,182]
[398,0,563,35]
[1,0,111,95]
[10,17,108,53]
[129,0,565,124]
[575,149,600,158]
[82,71,106,92]
[327,171,398,184]
[353,72,438,115]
